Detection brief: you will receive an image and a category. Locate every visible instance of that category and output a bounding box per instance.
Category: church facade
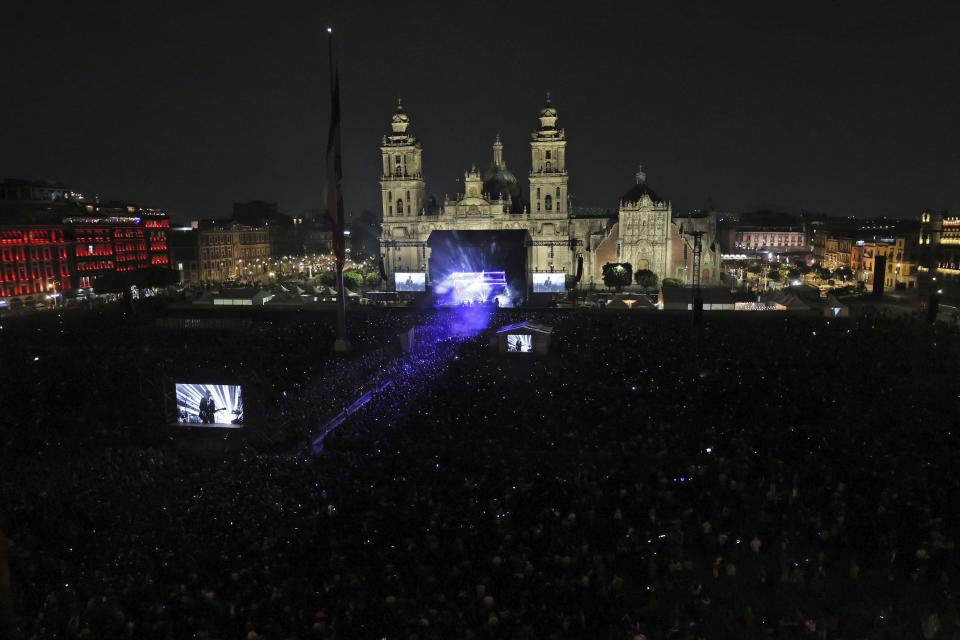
[378,96,720,290]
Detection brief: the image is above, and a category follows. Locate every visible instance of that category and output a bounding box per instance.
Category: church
[378,95,720,291]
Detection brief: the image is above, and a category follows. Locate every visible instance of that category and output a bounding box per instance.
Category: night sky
[1,1,958,223]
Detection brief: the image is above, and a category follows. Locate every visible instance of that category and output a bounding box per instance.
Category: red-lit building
[65,208,172,289]
[0,215,173,303]
[0,226,73,299]
[0,180,174,306]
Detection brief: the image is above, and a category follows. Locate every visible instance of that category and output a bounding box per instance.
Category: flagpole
[327,27,349,353]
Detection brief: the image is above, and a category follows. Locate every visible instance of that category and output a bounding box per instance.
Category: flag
[325,67,345,266]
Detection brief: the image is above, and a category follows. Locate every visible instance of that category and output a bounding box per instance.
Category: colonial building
[617,168,672,280]
[379,96,576,285]
[377,96,719,291]
[0,226,73,300]
[172,224,271,284]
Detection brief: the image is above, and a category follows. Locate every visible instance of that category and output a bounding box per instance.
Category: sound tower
[693,295,704,322]
[928,293,940,324]
[872,254,886,296]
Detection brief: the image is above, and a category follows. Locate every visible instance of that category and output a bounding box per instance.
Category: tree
[565,274,578,290]
[786,266,802,281]
[601,263,632,291]
[796,262,812,275]
[817,267,832,281]
[343,271,364,291]
[768,269,783,282]
[834,266,853,281]
[634,269,659,290]
[364,272,382,289]
[746,262,764,275]
[662,277,684,288]
[316,272,336,287]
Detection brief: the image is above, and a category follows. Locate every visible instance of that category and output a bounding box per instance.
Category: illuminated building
[379,96,578,286]
[172,224,271,284]
[887,237,916,289]
[849,237,916,290]
[64,204,172,288]
[378,96,721,290]
[718,211,809,258]
[0,183,174,303]
[0,226,73,304]
[823,236,854,268]
[615,167,673,281]
[915,209,960,285]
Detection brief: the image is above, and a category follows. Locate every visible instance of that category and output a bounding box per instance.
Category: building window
[545,150,551,160]
[556,187,561,198]
[397,199,403,214]
[536,188,540,199]
[545,195,552,211]
[537,202,541,212]
[545,161,551,171]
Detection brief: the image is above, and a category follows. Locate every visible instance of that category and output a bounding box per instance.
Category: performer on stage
[199,390,215,424]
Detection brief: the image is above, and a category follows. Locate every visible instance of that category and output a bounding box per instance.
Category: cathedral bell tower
[380,98,425,219]
[379,99,427,284]
[529,92,568,216]
[527,93,572,279]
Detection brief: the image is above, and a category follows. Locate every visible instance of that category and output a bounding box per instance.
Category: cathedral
[378,95,720,290]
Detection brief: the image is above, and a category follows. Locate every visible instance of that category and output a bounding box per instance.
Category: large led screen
[532,273,565,293]
[506,334,533,353]
[395,272,426,292]
[175,383,244,427]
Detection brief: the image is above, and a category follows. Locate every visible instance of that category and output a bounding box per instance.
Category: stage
[427,229,528,305]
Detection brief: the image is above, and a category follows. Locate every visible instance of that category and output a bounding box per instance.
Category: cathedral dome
[482,165,521,201]
[621,168,664,205]
[621,182,663,205]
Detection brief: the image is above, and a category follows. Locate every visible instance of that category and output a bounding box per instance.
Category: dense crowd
[1,303,960,639]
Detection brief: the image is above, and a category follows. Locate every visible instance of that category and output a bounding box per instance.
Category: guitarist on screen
[198,390,224,424]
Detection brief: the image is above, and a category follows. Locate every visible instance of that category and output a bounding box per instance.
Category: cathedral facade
[378,96,720,290]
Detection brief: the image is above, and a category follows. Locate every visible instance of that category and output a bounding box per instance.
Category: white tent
[209,288,274,306]
[823,295,849,318]
[761,290,816,312]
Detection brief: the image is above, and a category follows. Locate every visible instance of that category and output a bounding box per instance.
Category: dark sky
[2,1,958,223]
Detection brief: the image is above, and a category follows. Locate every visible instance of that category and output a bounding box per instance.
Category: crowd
[1,303,960,639]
